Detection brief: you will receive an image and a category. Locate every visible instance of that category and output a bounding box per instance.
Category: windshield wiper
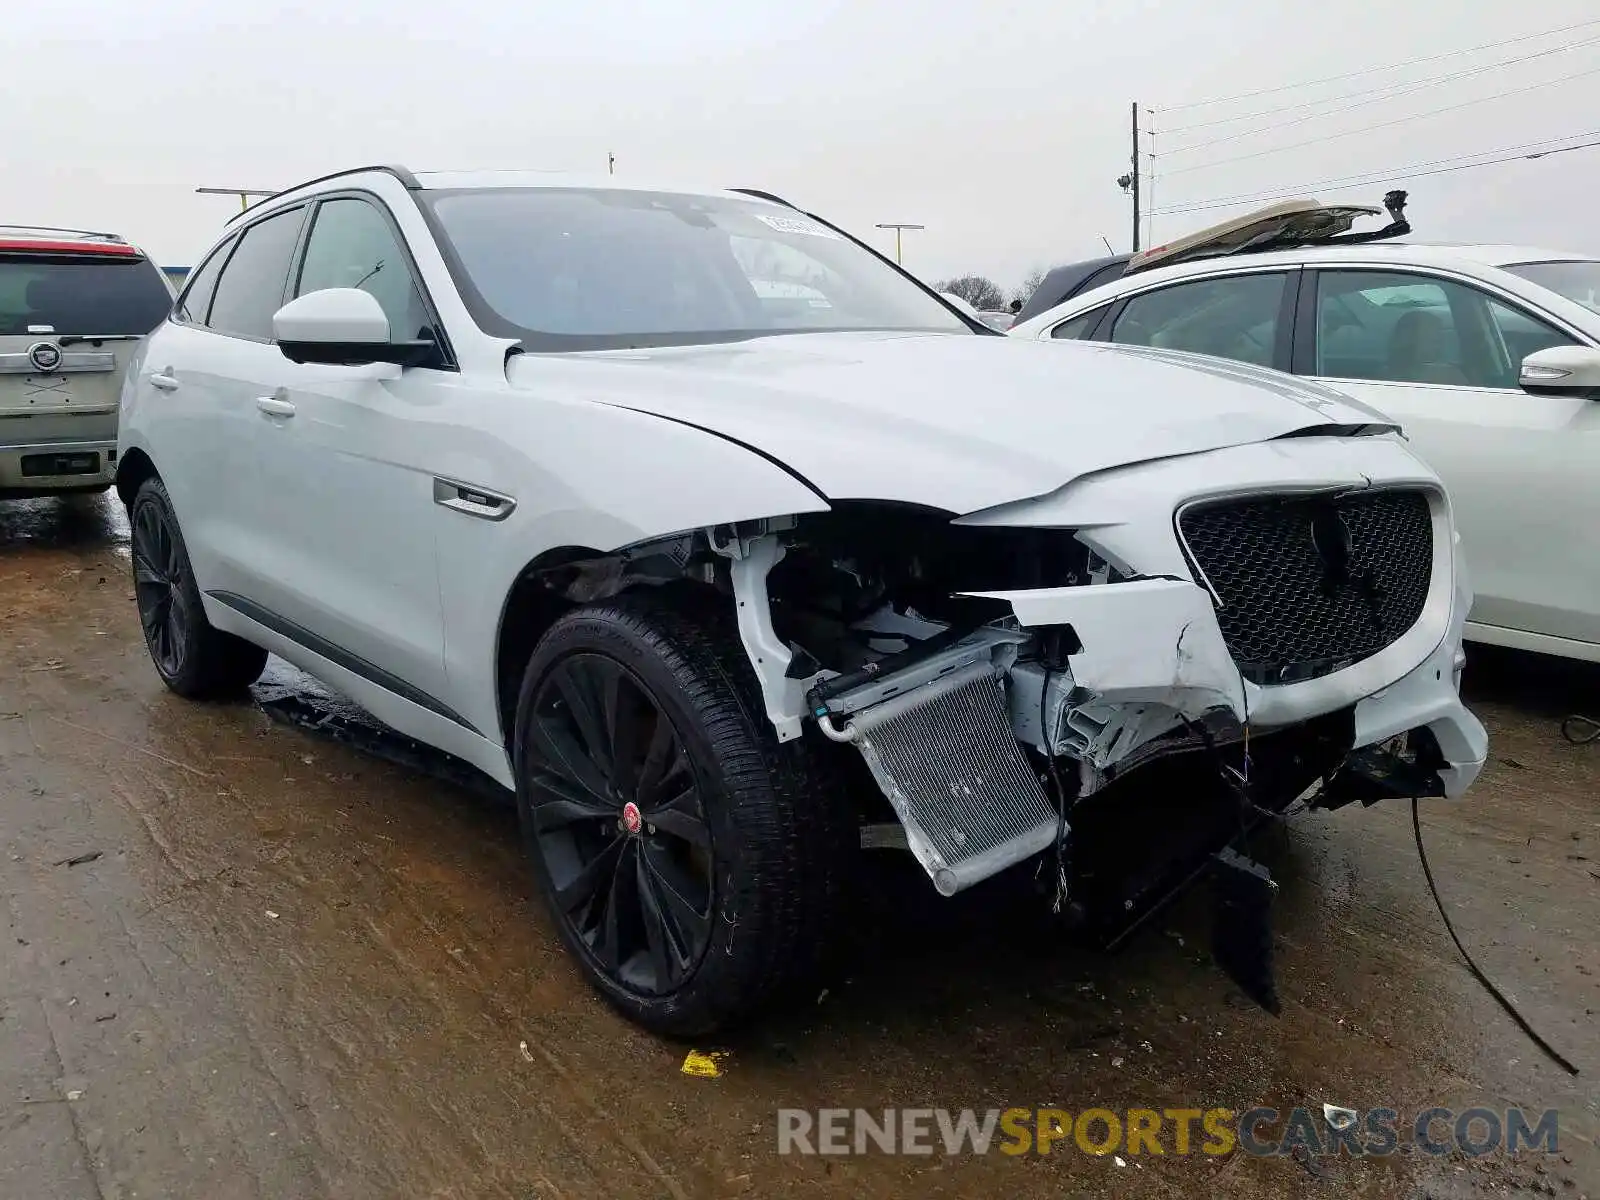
[56,334,143,346]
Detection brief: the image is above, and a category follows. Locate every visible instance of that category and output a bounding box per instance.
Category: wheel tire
[513,586,855,1037]
[129,476,267,698]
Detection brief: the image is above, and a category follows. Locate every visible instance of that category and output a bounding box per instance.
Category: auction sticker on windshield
[753,213,844,239]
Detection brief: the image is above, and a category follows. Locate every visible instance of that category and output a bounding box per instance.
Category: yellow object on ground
[680,1050,727,1078]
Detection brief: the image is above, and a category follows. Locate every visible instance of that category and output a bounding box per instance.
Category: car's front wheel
[130,477,267,698]
[513,588,853,1037]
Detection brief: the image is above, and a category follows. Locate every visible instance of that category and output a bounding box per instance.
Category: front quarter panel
[432,390,830,741]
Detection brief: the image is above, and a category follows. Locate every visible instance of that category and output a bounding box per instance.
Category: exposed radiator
[833,659,1059,896]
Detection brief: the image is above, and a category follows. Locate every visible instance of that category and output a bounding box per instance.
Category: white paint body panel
[525,334,1395,514]
[272,287,391,344]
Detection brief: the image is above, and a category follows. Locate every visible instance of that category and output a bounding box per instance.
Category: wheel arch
[493,544,611,750]
[114,446,159,508]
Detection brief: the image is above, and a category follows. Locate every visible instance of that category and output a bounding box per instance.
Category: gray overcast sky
[5,0,1598,289]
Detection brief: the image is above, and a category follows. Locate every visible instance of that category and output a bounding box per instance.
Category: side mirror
[1518,345,1600,398]
[273,288,434,367]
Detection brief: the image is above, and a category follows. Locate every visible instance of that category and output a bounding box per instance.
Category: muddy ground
[1,493,1595,1200]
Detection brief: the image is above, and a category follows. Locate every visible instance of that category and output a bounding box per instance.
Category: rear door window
[1108,272,1289,367]
[1050,305,1111,339]
[206,207,307,340]
[0,254,173,337]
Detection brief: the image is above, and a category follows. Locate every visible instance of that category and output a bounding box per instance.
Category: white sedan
[1012,237,1600,664]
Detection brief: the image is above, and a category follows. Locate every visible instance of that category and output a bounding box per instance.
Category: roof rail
[0,225,125,243]
[225,164,421,225]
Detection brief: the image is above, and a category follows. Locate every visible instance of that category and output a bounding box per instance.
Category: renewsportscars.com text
[776,1106,1562,1158]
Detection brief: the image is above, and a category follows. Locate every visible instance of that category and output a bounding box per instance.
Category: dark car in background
[1011,253,1131,326]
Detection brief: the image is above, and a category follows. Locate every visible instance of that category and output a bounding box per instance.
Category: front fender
[435,400,830,741]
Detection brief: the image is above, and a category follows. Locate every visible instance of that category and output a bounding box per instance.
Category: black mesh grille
[1178,489,1434,685]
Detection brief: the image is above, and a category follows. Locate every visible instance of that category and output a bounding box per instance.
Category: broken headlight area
[762,500,1119,674]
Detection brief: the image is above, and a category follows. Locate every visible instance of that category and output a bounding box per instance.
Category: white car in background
[118,169,1483,1034]
[1012,196,1600,664]
[937,293,1014,331]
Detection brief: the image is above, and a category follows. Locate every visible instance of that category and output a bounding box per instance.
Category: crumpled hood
[509,331,1396,515]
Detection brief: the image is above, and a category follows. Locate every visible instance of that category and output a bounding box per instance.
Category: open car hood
[1128,199,1383,273]
[512,332,1397,515]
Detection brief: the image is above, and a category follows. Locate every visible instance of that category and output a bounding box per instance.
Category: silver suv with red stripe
[0,226,173,497]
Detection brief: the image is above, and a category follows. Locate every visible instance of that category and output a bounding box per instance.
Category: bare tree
[935,275,1006,311]
[1010,267,1048,310]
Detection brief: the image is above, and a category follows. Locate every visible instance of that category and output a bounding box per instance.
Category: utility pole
[1129,102,1141,252]
[875,222,925,265]
[1115,102,1141,252]
[195,186,277,213]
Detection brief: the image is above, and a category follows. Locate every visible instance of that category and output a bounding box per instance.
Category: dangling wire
[1412,798,1579,1076]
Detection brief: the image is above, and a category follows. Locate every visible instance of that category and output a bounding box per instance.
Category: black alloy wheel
[127,476,267,698]
[524,652,715,996]
[514,591,858,1036]
[132,495,190,679]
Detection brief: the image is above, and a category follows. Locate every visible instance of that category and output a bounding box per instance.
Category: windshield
[0,255,172,337]
[1502,260,1600,316]
[420,188,969,350]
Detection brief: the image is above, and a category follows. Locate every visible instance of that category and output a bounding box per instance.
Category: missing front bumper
[806,566,1483,904]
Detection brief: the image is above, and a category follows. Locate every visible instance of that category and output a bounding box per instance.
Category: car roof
[409,170,768,200]
[1061,241,1594,299]
[1009,238,1600,339]
[234,164,790,225]
[1402,243,1595,268]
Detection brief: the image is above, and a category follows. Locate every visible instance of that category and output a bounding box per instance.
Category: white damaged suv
[117,166,1486,1034]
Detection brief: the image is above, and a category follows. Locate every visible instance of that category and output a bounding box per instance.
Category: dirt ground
[1,492,1595,1200]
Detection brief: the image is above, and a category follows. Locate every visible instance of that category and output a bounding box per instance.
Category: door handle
[148,371,179,392]
[256,396,297,418]
[433,477,517,521]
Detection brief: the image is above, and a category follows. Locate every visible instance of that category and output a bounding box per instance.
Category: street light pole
[875,222,925,265]
[195,186,278,213]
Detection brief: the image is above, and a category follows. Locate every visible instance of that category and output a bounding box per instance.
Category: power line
[1157,136,1600,216]
[1160,35,1600,142]
[1154,130,1600,213]
[1159,17,1600,113]
[1161,59,1600,177]
[1153,133,1600,218]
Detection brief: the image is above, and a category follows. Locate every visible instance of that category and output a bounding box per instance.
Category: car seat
[1386,310,1469,385]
